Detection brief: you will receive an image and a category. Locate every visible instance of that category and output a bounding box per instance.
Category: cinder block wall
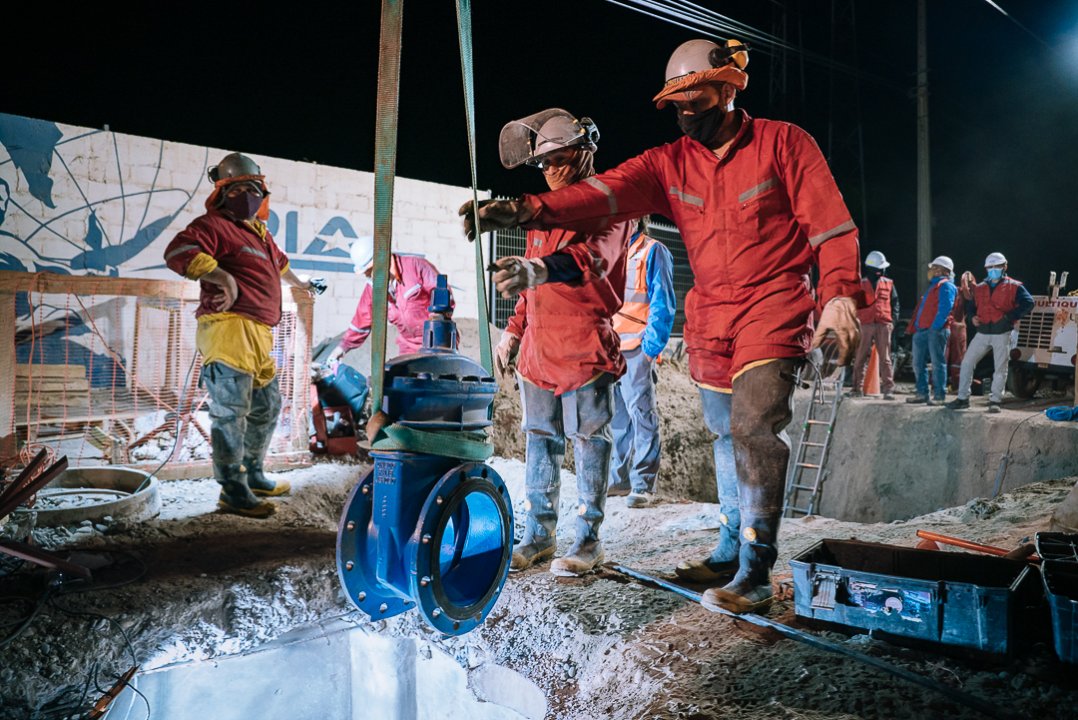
[0,112,491,347]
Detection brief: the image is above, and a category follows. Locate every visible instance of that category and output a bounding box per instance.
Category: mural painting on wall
[0,112,366,385]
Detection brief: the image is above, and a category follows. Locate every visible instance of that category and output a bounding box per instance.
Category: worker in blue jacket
[607,218,676,508]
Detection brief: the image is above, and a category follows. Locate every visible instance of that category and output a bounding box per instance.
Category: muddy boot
[676,511,740,583]
[701,517,777,613]
[1051,480,1078,533]
[550,538,604,577]
[512,434,563,571]
[551,382,613,577]
[216,463,276,519]
[698,360,796,612]
[244,379,288,497]
[245,458,291,497]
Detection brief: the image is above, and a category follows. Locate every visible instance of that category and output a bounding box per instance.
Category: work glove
[960,271,976,299]
[811,296,860,367]
[458,198,536,241]
[494,332,521,379]
[491,256,549,298]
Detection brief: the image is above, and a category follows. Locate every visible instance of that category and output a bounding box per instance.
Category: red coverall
[520,111,862,389]
[513,109,862,608]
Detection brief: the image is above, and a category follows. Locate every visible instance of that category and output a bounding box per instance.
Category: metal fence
[489,218,693,337]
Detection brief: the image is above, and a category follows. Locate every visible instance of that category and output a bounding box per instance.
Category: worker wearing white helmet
[850,251,900,399]
[905,256,958,404]
[947,252,1034,413]
[326,237,453,366]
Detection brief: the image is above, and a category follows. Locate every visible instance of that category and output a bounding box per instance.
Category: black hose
[611,564,1020,720]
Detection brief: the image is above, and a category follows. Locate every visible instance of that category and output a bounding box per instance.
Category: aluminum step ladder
[783,365,845,518]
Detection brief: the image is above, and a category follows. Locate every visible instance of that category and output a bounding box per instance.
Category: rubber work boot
[245,458,291,497]
[987,402,1002,414]
[1050,480,1078,533]
[701,521,777,614]
[606,483,631,498]
[905,395,929,404]
[512,433,563,571]
[216,463,276,519]
[675,513,740,583]
[511,536,555,571]
[550,538,604,577]
[946,397,970,410]
[626,491,656,508]
[699,360,796,613]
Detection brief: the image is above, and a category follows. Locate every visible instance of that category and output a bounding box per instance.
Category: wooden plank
[16,364,88,379]
[0,270,202,301]
[0,293,15,456]
[15,379,90,392]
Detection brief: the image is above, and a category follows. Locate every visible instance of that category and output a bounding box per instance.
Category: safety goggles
[529,148,578,171]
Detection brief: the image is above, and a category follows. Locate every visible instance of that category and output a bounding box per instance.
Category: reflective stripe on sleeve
[808,219,857,247]
[584,176,618,216]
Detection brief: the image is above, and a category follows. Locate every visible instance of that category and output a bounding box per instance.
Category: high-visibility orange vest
[613,233,658,351]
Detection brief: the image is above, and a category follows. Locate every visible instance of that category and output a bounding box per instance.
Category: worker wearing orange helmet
[461,40,864,612]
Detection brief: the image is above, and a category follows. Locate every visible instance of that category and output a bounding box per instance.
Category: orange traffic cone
[864,346,880,395]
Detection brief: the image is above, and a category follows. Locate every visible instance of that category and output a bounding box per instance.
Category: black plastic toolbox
[1034,532,1078,664]
[790,539,1044,654]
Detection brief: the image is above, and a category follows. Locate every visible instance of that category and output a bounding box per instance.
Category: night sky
[7,1,1078,307]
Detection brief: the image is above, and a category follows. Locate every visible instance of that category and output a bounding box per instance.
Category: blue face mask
[986,267,1004,281]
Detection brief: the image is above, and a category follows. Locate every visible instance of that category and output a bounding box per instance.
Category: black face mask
[677,105,726,145]
[224,190,262,220]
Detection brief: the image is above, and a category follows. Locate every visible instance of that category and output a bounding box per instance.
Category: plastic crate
[790,539,1044,654]
[1035,532,1078,664]
[1034,532,1078,563]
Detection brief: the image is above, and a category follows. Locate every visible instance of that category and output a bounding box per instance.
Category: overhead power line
[979,0,1049,48]
[604,0,903,90]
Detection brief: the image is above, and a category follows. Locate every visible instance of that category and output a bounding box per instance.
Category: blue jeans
[699,388,740,563]
[519,375,615,544]
[912,328,950,400]
[609,348,662,494]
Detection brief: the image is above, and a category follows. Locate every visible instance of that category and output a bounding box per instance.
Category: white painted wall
[0,112,492,346]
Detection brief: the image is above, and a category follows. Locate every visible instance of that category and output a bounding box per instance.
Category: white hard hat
[864,250,889,269]
[929,255,954,272]
[349,236,374,275]
[984,252,1007,267]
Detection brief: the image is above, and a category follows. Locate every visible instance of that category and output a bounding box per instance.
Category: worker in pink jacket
[326,238,452,363]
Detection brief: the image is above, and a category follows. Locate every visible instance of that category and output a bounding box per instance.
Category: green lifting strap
[371,425,493,462]
[370,0,403,409]
[456,0,494,376]
[365,0,495,458]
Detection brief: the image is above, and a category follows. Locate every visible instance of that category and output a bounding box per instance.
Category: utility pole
[916,0,932,294]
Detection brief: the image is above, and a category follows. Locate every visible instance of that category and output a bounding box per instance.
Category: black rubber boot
[244,458,291,497]
[701,516,778,613]
[216,462,275,519]
[244,379,288,497]
[698,359,796,612]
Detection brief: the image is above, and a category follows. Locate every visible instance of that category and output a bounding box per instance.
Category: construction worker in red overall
[491,108,632,577]
[606,218,675,508]
[164,153,322,518]
[850,250,899,399]
[325,238,452,365]
[461,41,863,612]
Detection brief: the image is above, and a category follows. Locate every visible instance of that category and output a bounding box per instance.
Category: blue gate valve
[336,275,512,635]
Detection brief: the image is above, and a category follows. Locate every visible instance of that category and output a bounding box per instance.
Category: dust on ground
[1,451,1075,720]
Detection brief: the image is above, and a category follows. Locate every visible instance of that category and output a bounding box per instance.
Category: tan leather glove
[492,256,549,298]
[811,296,861,366]
[494,332,521,379]
[458,198,536,241]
